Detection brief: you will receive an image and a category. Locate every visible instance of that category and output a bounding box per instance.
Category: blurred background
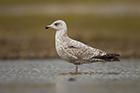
[0,0,140,59]
[0,1,140,93]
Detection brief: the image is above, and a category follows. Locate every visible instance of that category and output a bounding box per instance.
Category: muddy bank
[0,37,140,59]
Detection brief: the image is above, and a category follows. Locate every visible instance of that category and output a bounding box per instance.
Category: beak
[45,26,50,29]
[45,25,52,29]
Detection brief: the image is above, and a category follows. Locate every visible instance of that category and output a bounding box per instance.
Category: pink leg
[75,65,78,73]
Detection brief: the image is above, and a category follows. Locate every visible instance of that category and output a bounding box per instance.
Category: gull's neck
[55,29,69,48]
[55,29,68,39]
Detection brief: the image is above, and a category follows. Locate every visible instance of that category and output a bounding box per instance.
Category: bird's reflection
[59,72,94,75]
[59,71,120,76]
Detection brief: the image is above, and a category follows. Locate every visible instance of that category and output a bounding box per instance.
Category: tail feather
[93,53,120,61]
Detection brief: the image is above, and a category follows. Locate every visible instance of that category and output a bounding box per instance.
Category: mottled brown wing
[64,39,106,61]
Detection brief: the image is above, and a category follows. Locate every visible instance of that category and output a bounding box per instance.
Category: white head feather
[46,20,67,31]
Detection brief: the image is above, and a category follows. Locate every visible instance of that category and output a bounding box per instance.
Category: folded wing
[64,39,120,63]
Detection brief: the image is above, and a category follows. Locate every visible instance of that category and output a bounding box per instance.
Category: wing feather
[64,39,106,61]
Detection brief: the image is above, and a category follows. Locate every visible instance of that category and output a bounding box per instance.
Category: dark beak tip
[45,26,49,29]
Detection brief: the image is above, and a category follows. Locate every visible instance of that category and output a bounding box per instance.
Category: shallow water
[0,59,140,93]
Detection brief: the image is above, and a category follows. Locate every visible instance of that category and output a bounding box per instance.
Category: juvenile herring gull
[45,20,120,73]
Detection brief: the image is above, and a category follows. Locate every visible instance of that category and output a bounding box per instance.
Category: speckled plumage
[55,31,107,65]
[46,20,120,73]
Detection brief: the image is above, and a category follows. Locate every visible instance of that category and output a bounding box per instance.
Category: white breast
[55,31,69,60]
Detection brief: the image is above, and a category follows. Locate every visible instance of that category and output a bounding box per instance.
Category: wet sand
[0,59,140,93]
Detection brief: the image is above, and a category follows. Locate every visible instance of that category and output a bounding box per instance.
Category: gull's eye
[54,23,60,26]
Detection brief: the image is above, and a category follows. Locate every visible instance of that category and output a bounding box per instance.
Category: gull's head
[45,20,67,31]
